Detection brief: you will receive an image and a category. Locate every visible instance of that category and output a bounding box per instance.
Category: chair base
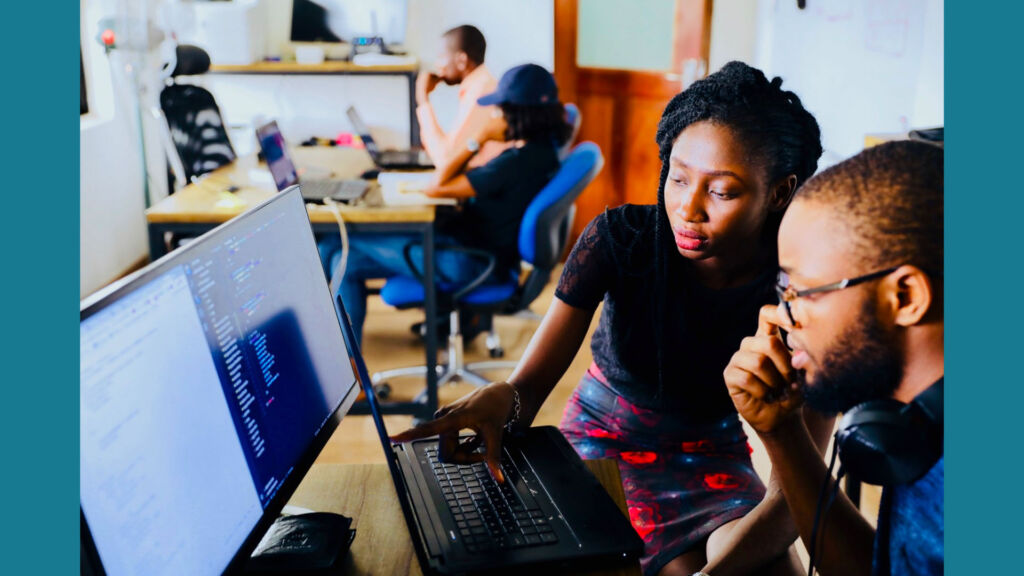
[371,311,516,404]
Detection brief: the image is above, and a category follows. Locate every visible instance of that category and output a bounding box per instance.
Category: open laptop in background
[346,106,434,170]
[332,294,643,575]
[255,120,368,202]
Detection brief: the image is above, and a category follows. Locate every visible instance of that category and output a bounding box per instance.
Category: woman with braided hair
[394,62,834,576]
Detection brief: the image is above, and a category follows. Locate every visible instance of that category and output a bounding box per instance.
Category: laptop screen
[80,189,358,576]
[345,106,380,156]
[256,121,300,191]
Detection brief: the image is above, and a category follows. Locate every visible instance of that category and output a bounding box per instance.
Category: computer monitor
[256,121,299,191]
[80,188,360,576]
[290,0,408,46]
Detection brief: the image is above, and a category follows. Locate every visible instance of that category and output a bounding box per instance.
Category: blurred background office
[81,0,942,298]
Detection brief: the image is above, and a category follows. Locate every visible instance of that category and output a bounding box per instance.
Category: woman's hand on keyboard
[390,382,519,483]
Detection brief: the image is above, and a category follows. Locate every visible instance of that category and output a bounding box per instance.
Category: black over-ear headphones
[835,378,943,486]
[805,379,944,575]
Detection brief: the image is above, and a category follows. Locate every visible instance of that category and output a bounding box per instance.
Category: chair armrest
[401,242,498,301]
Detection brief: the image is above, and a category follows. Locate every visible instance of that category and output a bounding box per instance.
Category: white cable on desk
[321,197,350,298]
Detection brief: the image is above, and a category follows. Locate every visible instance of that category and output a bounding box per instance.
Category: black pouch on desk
[246,512,356,574]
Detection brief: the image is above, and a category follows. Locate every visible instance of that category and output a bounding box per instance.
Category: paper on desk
[378,171,457,206]
[247,169,276,188]
[214,191,247,209]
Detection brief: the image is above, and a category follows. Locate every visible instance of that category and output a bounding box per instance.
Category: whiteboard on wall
[754,0,943,165]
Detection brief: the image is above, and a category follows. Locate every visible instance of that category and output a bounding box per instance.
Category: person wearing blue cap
[330,64,572,344]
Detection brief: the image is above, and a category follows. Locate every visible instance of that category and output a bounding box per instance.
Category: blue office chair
[559,103,582,161]
[372,142,604,391]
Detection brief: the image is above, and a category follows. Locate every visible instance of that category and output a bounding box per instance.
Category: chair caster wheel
[489,347,505,359]
[374,383,392,400]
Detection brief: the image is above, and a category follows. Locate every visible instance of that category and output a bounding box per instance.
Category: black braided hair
[651,61,823,400]
[501,103,573,145]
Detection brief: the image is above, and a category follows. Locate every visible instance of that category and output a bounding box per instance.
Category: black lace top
[555,205,777,423]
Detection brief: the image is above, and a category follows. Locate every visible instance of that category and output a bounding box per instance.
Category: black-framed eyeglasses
[775,266,901,326]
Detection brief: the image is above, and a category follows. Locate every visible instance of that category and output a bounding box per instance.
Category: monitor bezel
[288,0,409,46]
[80,187,360,575]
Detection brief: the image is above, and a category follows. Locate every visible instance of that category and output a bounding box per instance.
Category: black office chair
[372,142,604,393]
[159,44,236,188]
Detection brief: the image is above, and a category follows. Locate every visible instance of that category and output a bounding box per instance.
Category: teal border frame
[3,1,80,573]
[947,1,1020,572]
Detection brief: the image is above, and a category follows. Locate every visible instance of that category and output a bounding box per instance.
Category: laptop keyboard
[425,446,560,553]
[378,150,422,164]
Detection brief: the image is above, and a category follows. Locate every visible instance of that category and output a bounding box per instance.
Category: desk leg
[148,224,168,261]
[408,71,421,149]
[422,225,439,419]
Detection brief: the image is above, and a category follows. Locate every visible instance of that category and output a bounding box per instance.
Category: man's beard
[797,300,903,414]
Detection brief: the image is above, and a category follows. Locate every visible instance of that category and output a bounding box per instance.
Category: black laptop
[346,106,435,170]
[334,296,644,575]
[255,120,368,202]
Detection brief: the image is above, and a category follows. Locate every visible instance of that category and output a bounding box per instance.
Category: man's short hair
[444,25,486,65]
[794,140,943,275]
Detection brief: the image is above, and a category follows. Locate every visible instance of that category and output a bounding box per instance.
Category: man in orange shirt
[416,25,508,177]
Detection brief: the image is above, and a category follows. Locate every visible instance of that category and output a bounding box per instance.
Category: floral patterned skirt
[559,364,766,576]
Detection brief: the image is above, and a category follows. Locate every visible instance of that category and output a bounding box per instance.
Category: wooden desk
[209,60,421,147]
[145,148,435,236]
[211,61,419,74]
[286,459,641,576]
[145,147,442,419]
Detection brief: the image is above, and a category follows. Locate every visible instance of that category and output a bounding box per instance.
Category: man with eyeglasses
[722,140,943,576]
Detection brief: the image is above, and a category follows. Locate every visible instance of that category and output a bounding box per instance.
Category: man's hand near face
[416,72,442,106]
[725,307,874,576]
[724,305,803,436]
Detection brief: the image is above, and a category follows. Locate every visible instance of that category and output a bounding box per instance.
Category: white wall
[407,0,554,128]
[199,0,554,155]
[911,0,943,128]
[708,0,758,73]
[80,0,151,298]
[753,0,944,165]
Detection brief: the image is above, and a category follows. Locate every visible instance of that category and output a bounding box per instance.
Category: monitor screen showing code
[81,192,356,576]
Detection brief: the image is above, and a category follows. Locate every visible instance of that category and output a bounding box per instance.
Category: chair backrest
[160,84,236,182]
[558,103,582,161]
[514,141,603,306]
[159,45,235,183]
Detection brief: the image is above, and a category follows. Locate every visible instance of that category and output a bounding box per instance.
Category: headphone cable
[813,463,846,575]
[807,432,840,576]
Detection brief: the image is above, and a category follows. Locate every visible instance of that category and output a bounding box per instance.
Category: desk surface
[286,459,641,576]
[210,60,418,74]
[145,147,435,225]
